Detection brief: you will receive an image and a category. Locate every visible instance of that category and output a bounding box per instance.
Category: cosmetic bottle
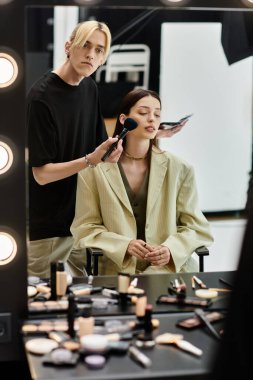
[67,293,76,338]
[135,293,147,322]
[50,261,57,300]
[136,304,155,348]
[118,272,130,293]
[118,272,130,307]
[78,306,94,337]
[56,261,68,297]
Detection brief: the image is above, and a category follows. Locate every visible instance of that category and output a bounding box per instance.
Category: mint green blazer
[71,148,213,275]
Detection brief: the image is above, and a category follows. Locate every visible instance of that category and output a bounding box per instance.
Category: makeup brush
[194,308,221,340]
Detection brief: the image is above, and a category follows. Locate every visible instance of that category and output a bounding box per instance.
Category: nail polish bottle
[56,261,68,297]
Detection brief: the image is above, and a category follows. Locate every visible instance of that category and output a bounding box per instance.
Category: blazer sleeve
[70,169,136,272]
[163,165,214,272]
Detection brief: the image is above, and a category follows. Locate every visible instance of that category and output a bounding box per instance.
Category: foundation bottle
[56,261,68,297]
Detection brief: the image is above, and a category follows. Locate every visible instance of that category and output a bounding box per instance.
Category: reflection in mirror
[26,6,253,278]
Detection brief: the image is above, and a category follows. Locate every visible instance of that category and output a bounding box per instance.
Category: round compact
[80,334,108,353]
[25,338,58,355]
[195,289,218,299]
[51,348,72,364]
[84,354,106,369]
[27,285,37,297]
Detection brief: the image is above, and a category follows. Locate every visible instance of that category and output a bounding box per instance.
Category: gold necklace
[123,150,148,160]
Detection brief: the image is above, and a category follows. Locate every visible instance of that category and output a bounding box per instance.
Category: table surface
[24,271,235,380]
[28,271,235,319]
[25,311,224,380]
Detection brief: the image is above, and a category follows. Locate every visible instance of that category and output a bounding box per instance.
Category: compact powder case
[25,338,59,355]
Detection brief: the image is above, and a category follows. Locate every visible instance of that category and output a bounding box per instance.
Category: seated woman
[70,89,213,275]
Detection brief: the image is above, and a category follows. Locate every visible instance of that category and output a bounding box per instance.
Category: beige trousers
[27,236,87,278]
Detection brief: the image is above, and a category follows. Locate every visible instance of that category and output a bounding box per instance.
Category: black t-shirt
[27,72,107,240]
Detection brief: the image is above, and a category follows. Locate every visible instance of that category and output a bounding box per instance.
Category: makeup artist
[27,20,123,279]
[71,89,213,275]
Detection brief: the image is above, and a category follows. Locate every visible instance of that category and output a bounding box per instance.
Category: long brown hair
[113,89,161,148]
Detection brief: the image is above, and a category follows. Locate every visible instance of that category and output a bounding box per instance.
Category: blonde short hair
[69,20,111,64]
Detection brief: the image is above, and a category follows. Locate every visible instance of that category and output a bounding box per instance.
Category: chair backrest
[96,44,150,89]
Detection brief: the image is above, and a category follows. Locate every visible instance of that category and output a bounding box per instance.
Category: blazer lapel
[146,151,168,220]
[100,163,133,214]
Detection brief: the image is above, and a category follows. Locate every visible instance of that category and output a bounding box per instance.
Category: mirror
[25,5,253,276]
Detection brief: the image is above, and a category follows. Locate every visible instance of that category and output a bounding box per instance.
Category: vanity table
[23,271,234,380]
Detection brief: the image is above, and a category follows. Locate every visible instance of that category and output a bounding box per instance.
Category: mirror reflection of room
[26,6,253,277]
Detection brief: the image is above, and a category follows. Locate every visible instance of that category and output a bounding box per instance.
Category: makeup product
[128,286,145,295]
[67,293,76,338]
[78,316,94,337]
[136,304,155,348]
[72,286,102,296]
[50,348,74,364]
[48,331,71,344]
[219,277,233,288]
[135,294,147,322]
[25,338,58,355]
[193,275,207,289]
[176,311,225,329]
[195,289,218,299]
[157,295,210,307]
[84,354,106,369]
[128,345,152,368]
[118,272,130,293]
[155,333,203,357]
[33,291,51,302]
[50,262,57,300]
[118,272,131,307]
[27,285,37,298]
[194,308,221,340]
[130,277,138,288]
[102,288,119,299]
[56,261,68,297]
[80,334,108,354]
[107,341,130,354]
[28,276,42,286]
[42,348,79,366]
[143,304,153,333]
[36,285,51,294]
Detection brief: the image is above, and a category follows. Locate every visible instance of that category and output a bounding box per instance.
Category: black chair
[85,246,209,276]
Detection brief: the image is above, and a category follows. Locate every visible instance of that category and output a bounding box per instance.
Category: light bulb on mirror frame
[0,52,18,88]
[0,231,17,265]
[0,141,14,175]
[160,0,190,5]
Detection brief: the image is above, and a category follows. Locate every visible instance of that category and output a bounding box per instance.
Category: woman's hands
[127,240,171,266]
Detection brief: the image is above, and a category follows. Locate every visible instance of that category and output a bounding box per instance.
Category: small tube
[128,345,152,368]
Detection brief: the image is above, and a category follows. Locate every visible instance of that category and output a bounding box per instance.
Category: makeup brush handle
[176,340,203,357]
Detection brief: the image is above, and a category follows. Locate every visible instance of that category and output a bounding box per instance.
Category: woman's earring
[66,52,69,58]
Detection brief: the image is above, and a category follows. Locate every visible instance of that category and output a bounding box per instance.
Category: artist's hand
[89,137,123,165]
[145,245,171,266]
[156,119,188,139]
[127,240,152,260]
